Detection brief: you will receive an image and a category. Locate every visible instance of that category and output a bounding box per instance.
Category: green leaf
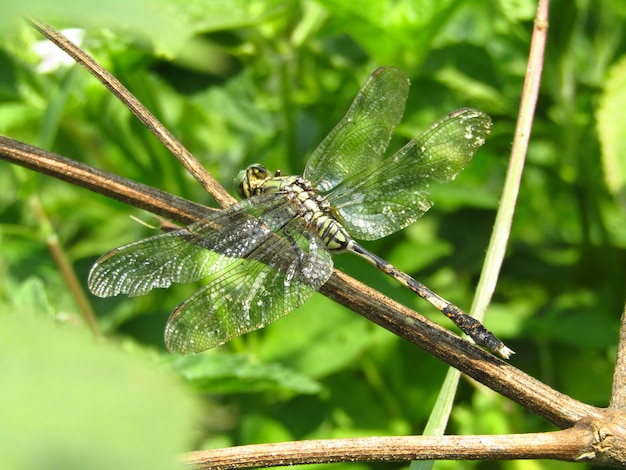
[240,414,294,444]
[258,295,392,378]
[11,276,56,318]
[169,353,321,395]
[317,0,460,65]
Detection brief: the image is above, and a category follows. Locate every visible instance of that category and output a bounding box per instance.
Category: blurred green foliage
[1,0,626,469]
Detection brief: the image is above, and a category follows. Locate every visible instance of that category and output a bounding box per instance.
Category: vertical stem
[415,3,551,470]
[470,0,549,322]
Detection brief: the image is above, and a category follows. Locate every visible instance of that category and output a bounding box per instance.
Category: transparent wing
[88,194,334,354]
[303,67,409,192]
[164,217,332,354]
[328,108,492,240]
[88,195,300,298]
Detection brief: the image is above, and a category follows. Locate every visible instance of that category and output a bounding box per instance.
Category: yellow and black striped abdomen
[281,179,351,253]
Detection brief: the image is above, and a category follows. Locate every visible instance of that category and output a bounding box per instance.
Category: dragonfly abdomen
[313,213,351,252]
[280,178,351,252]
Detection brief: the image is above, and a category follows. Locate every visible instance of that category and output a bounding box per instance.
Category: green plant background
[1,0,625,469]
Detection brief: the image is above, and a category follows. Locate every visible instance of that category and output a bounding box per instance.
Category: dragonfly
[88,66,513,359]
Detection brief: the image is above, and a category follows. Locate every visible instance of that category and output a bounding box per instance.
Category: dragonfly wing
[88,227,216,298]
[303,67,409,192]
[164,216,333,354]
[330,108,492,240]
[88,194,306,298]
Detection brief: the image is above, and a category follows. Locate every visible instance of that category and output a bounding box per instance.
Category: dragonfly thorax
[236,164,351,252]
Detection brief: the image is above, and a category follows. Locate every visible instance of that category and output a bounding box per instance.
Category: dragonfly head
[234,164,272,199]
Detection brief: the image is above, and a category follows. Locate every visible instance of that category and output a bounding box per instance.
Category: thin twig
[185,428,594,469]
[322,269,603,428]
[30,195,100,334]
[0,135,214,225]
[27,17,235,209]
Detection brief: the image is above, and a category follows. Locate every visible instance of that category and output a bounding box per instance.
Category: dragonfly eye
[234,164,271,199]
